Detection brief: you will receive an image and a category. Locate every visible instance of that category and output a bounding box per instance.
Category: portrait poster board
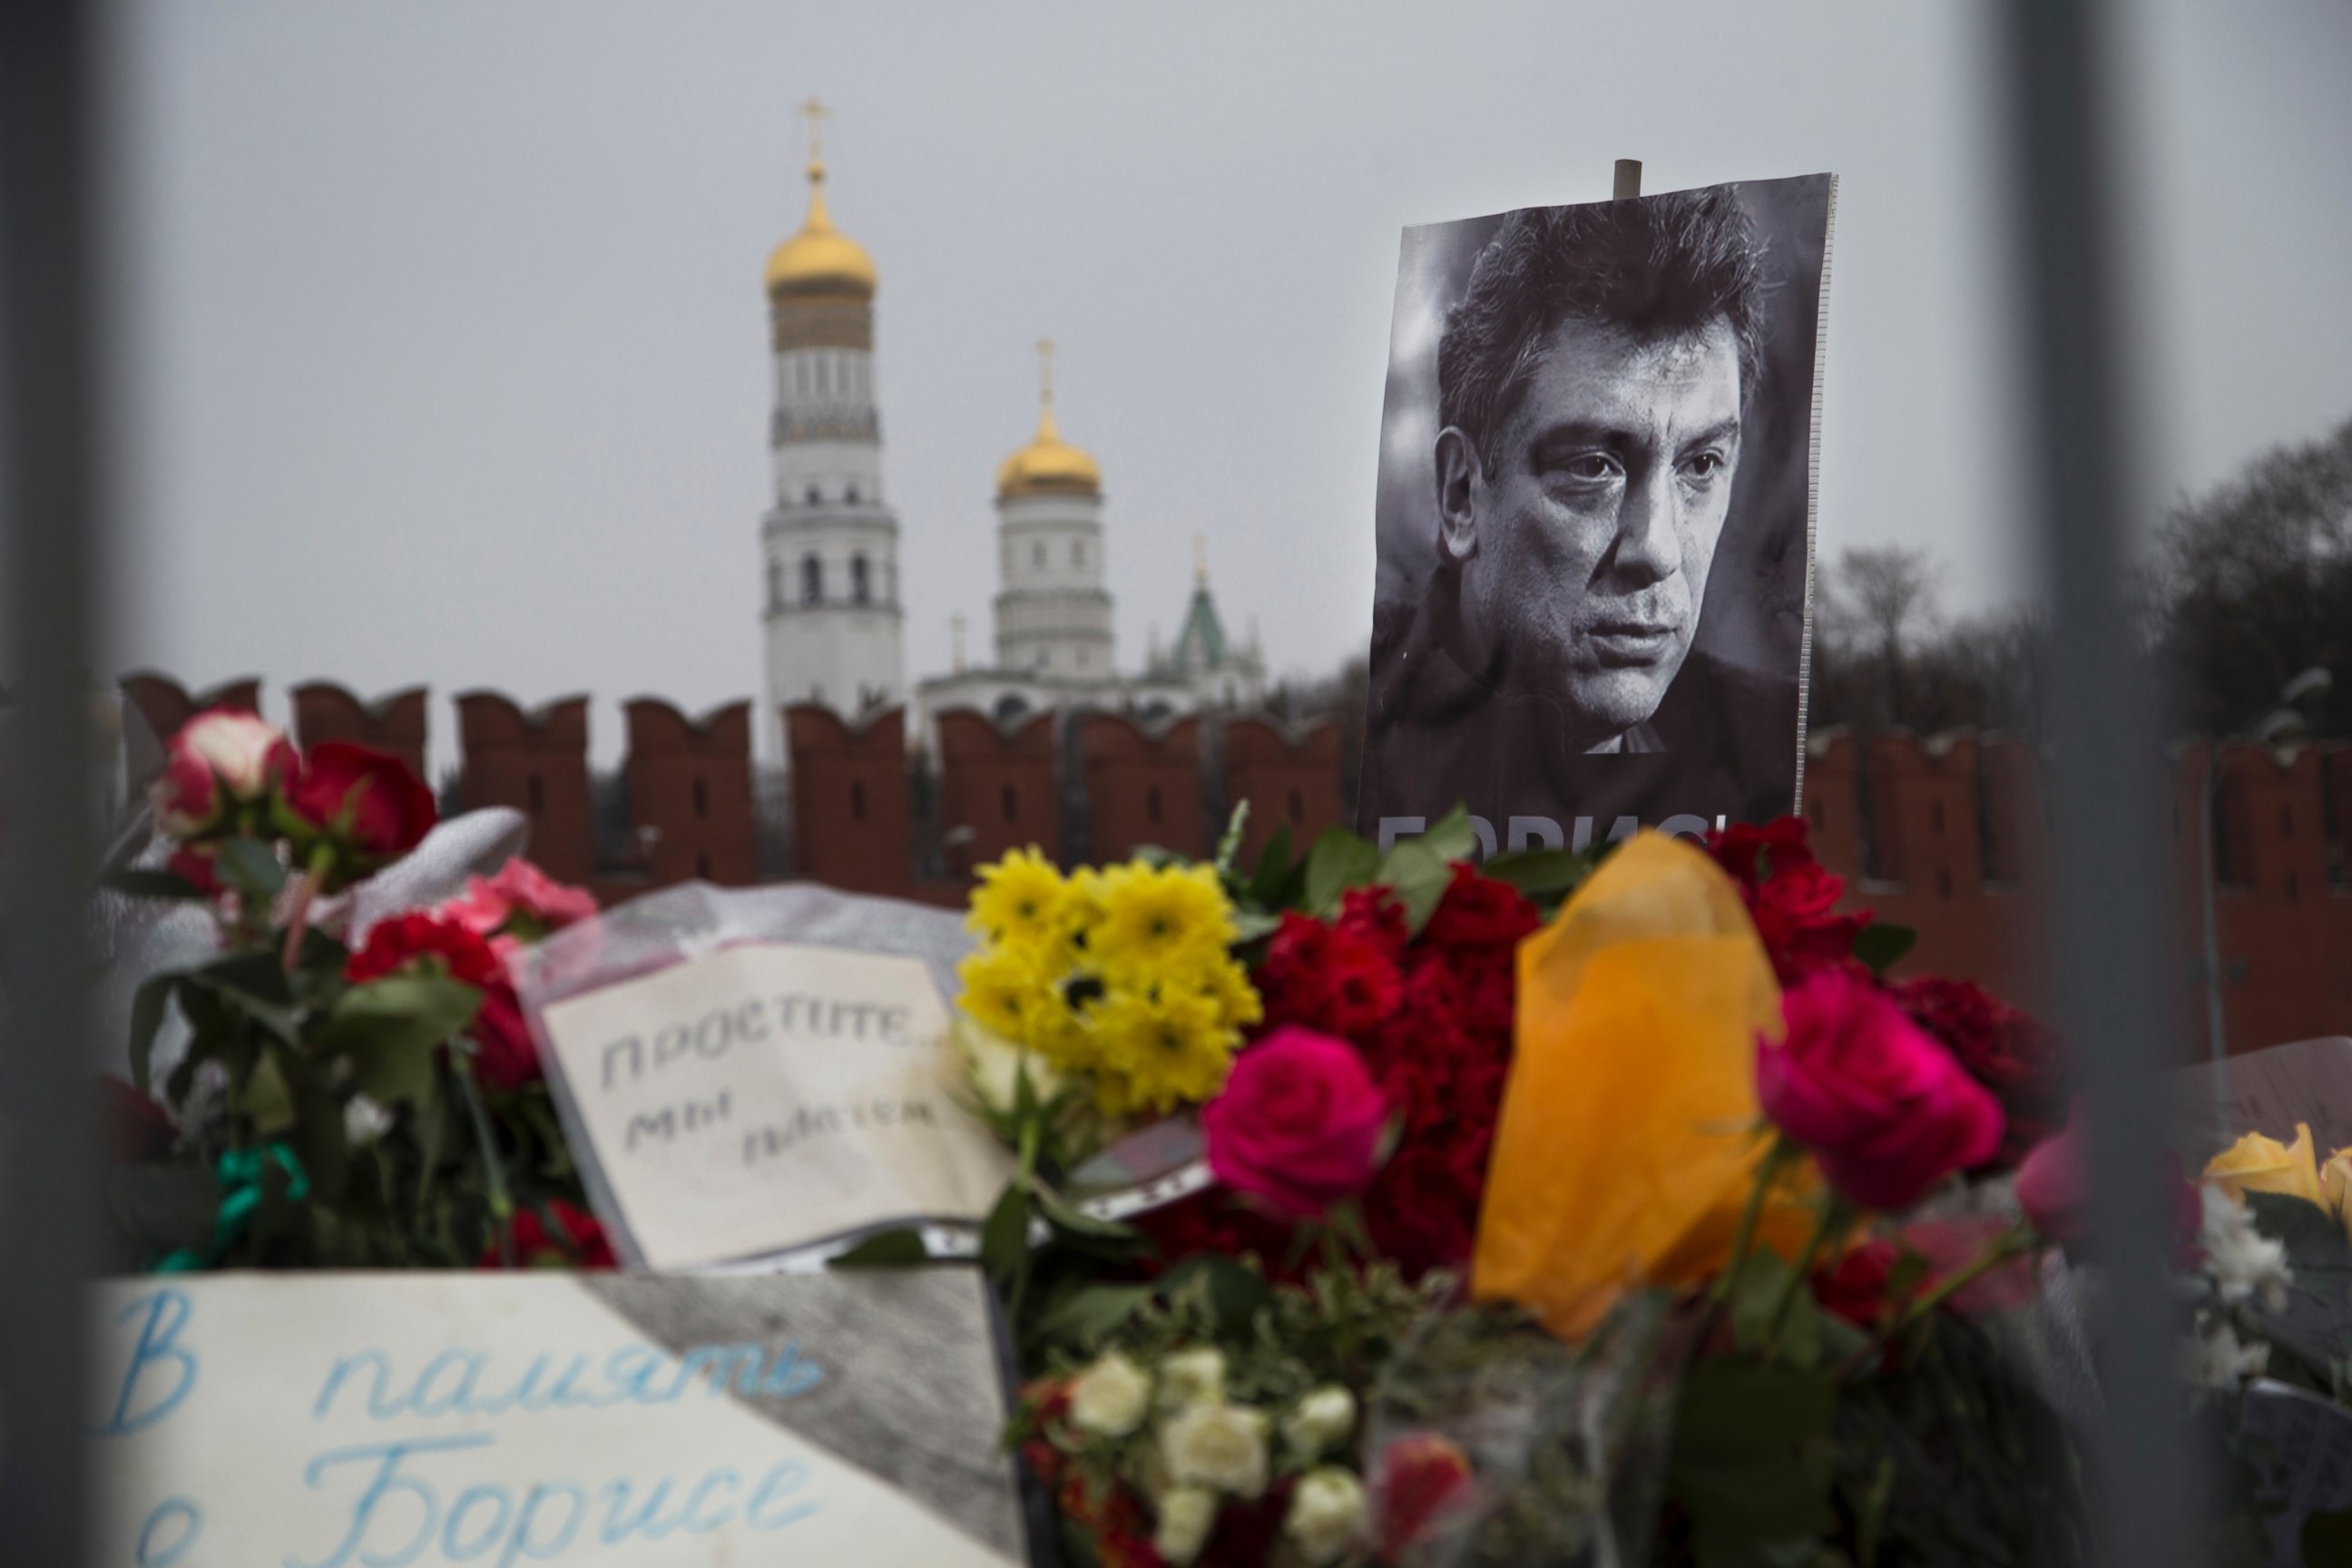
[511,881,1014,1271]
[90,1270,1027,1567]
[1358,173,1837,856]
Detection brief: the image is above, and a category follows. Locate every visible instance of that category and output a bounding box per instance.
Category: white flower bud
[1282,1384,1357,1458]
[1285,1465,1370,1566]
[1161,1401,1270,1499]
[1153,1485,1219,1565]
[1068,1352,1152,1437]
[1157,1348,1226,1413]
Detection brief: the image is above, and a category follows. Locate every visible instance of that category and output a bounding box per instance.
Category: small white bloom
[957,1017,1063,1115]
[2199,1185,2294,1310]
[1282,1385,1358,1458]
[1069,1352,1152,1437]
[1157,1348,1226,1413]
[1153,1486,1219,1566]
[2182,1318,2270,1390]
[1285,1465,1371,1567]
[1162,1401,1270,1499]
[343,1093,394,1147]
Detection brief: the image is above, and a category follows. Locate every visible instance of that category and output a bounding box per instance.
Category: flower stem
[1713,1134,1797,1308]
[453,1055,514,1267]
[1838,1221,2036,1379]
[1763,1199,1851,1354]
[278,842,338,973]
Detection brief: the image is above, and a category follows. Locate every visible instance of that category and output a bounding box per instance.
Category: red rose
[166,844,224,897]
[1758,968,2005,1210]
[1419,865,1540,953]
[1704,816,1873,981]
[1202,1026,1389,1220]
[1374,1433,1478,1557]
[281,741,437,877]
[480,1200,616,1269]
[1895,975,2068,1167]
[346,911,540,1089]
[152,708,295,841]
[2015,1108,2090,1243]
[1810,1238,1915,1328]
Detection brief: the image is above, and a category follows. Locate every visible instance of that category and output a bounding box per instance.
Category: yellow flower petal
[1472,832,1786,1340]
[2322,1146,2352,1248]
[2204,1123,2327,1209]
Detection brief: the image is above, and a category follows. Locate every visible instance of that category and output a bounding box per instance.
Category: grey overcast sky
[99,0,2352,764]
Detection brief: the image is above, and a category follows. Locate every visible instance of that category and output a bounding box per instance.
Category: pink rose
[2015,1107,2089,1243]
[1758,968,2004,1210]
[1202,1026,1388,1220]
[279,741,437,878]
[441,857,598,947]
[152,708,295,839]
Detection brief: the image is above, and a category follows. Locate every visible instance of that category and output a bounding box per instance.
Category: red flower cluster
[345,911,540,1089]
[1701,817,1872,982]
[1147,867,1538,1279]
[477,1200,616,1269]
[1892,975,2069,1169]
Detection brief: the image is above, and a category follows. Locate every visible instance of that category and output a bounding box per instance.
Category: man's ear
[1434,426,1482,563]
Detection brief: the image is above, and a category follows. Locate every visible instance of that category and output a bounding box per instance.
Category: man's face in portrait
[1437,315,1743,747]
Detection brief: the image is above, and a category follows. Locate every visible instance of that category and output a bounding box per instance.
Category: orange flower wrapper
[1472,831,1808,1339]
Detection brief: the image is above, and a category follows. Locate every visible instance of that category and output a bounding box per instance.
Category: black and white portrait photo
[1358,174,1836,855]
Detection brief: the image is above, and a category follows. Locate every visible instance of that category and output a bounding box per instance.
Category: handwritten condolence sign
[533,942,1012,1269]
[92,1271,1024,1567]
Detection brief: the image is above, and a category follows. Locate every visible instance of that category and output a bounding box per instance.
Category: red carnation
[1375,1433,1478,1558]
[1810,1238,1919,1328]
[1894,975,2069,1168]
[346,911,540,1089]
[1419,863,1540,952]
[480,1200,616,1269]
[1703,816,1873,981]
[281,741,437,883]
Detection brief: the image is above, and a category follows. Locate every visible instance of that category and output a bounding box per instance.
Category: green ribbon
[155,1143,310,1273]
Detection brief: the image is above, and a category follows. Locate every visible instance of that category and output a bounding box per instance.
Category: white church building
[757,109,1263,760]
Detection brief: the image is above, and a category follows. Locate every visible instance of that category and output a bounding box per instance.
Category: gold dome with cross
[765,99,878,301]
[996,338,1103,500]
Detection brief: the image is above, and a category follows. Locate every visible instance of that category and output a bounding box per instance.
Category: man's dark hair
[1438,189,1765,471]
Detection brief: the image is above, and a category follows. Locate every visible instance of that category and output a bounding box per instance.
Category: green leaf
[1668,1357,1838,1567]
[346,1028,439,1108]
[239,1051,298,1134]
[1212,801,1250,877]
[128,975,179,1096]
[1477,848,1593,898]
[319,975,483,1063]
[1248,821,1295,906]
[1229,909,1282,945]
[828,1227,931,1268]
[215,836,288,897]
[1302,827,1379,913]
[980,1183,1032,1282]
[103,867,209,901]
[1034,1186,1138,1243]
[1035,1283,1154,1349]
[1850,922,1916,976]
[1413,804,1480,866]
[1379,838,1454,936]
[1161,1253,1273,1337]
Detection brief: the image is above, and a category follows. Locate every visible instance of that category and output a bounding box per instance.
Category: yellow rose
[2204,1124,2327,1209]
[2323,1145,2352,1247]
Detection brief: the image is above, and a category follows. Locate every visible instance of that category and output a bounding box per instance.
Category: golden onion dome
[764,158,877,300]
[996,339,1102,500]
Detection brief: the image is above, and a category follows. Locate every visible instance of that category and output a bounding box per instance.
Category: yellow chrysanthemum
[1197,955,1264,1030]
[956,942,1059,1044]
[967,847,1068,950]
[1088,983,1236,1119]
[1092,862,1234,985]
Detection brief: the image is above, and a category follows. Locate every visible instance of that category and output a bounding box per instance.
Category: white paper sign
[534,942,1013,1269]
[90,1271,1024,1568]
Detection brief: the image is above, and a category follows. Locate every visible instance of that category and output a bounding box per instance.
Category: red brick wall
[936,708,1060,874]
[290,682,429,780]
[785,703,910,897]
[1080,713,1204,863]
[623,699,755,888]
[454,691,593,884]
[1223,719,1343,866]
[120,672,262,789]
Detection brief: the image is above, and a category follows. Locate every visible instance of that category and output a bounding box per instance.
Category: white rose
[1152,1485,1219,1566]
[1157,1348,1226,1413]
[1161,1401,1270,1499]
[1285,1465,1370,1567]
[1069,1352,1152,1437]
[1281,1385,1357,1458]
[957,1016,1063,1115]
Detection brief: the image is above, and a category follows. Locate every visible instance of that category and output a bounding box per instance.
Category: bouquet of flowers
[101,708,610,1270]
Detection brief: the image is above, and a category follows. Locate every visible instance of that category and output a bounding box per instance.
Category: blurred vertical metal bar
[0,0,100,1560]
[1996,3,2200,1566]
